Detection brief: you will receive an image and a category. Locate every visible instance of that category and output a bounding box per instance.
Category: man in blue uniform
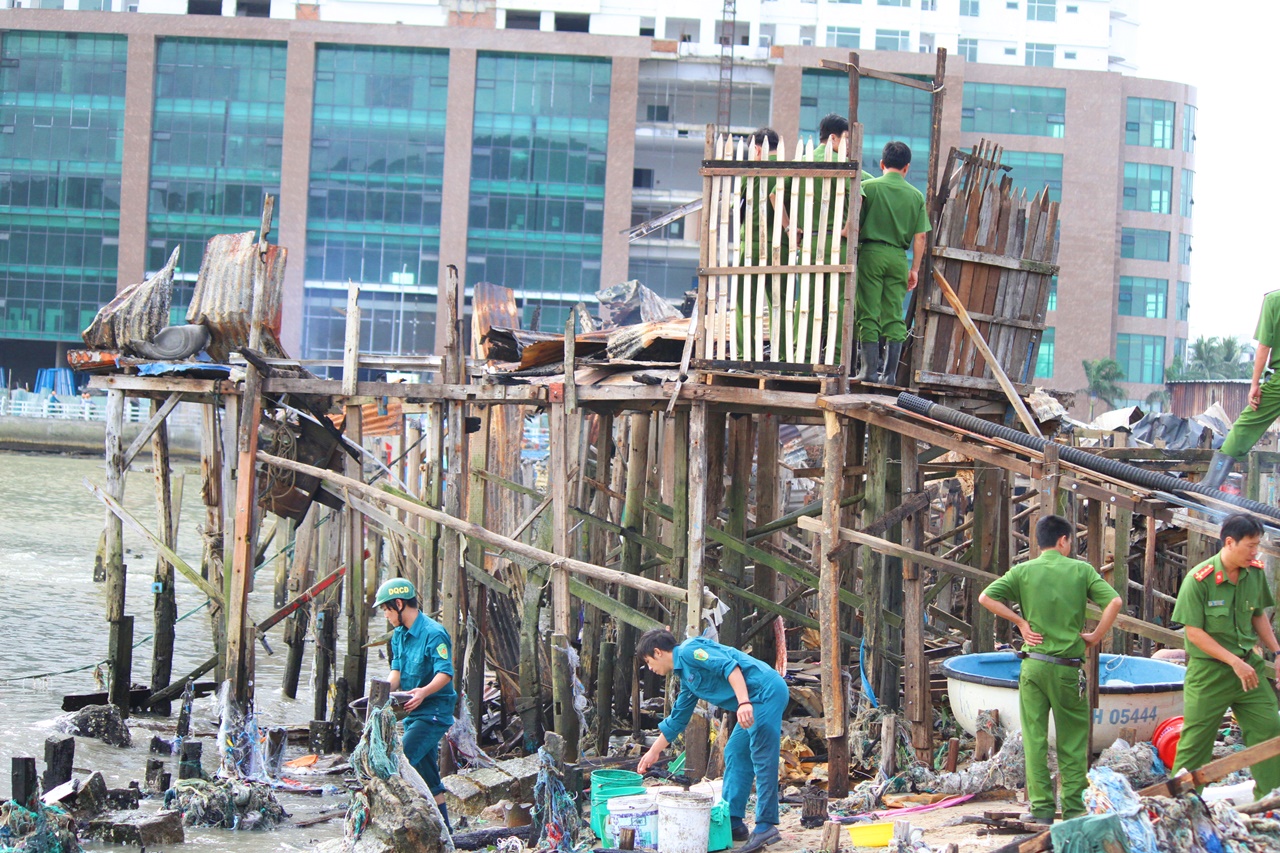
[376,578,457,831]
[636,629,788,852]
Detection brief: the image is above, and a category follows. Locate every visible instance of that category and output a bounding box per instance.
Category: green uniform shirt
[858,171,931,250]
[741,154,779,265]
[390,612,457,719]
[1172,554,1274,660]
[1255,290,1280,373]
[791,143,873,261]
[982,549,1119,659]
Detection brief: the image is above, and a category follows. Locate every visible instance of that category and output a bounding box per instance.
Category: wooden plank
[122,392,183,468]
[148,404,178,716]
[931,268,1041,436]
[931,245,1058,275]
[226,364,264,703]
[901,437,932,763]
[258,452,690,602]
[686,402,710,637]
[921,302,1049,332]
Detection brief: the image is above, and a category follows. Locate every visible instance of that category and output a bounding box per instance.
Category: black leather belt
[1017,650,1083,668]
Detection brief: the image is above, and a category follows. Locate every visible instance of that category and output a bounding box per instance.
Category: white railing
[0,395,151,424]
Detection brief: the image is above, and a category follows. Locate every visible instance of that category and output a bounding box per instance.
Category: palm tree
[1080,358,1125,419]
[1169,336,1254,380]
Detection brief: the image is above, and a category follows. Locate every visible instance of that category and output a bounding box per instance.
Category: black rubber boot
[853,342,881,383]
[1200,450,1236,490]
[878,341,903,385]
[438,801,453,833]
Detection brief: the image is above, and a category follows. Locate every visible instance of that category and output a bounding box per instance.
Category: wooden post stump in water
[12,757,38,811]
[178,741,203,780]
[43,735,75,791]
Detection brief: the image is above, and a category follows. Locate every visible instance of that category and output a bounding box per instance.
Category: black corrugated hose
[895,392,1280,524]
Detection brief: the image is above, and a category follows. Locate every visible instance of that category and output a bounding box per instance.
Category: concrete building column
[601,56,639,289]
[277,33,317,357]
[116,32,155,290]
[435,47,477,353]
[771,61,801,150]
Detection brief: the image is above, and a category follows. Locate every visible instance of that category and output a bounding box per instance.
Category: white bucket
[606,794,659,849]
[657,790,714,853]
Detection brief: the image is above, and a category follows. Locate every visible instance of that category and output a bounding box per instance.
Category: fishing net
[0,801,79,853]
[1093,738,1168,789]
[1084,767,1159,853]
[351,704,401,784]
[533,747,586,853]
[213,681,286,783]
[1048,813,1129,853]
[162,778,289,830]
[448,617,496,770]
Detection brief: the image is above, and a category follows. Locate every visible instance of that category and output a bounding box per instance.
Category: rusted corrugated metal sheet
[81,247,179,353]
[330,396,403,437]
[186,231,288,362]
[472,283,520,360]
[1168,380,1252,420]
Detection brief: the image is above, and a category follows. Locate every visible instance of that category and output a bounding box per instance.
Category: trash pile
[0,801,80,853]
[162,778,288,831]
[1070,765,1280,853]
[531,746,583,853]
[1092,738,1167,789]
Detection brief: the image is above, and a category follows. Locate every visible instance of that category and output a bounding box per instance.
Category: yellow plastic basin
[846,821,895,847]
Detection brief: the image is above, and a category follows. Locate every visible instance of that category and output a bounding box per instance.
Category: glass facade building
[1000,151,1063,202]
[148,38,287,315]
[1118,276,1167,319]
[302,45,448,360]
[467,52,611,329]
[1120,228,1169,261]
[1116,332,1165,384]
[1124,97,1174,148]
[961,83,1066,137]
[0,31,126,341]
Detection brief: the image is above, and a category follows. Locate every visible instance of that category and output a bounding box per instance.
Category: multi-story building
[0,0,1191,409]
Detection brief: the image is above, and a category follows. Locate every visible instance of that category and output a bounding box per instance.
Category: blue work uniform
[657,638,789,827]
[391,613,456,795]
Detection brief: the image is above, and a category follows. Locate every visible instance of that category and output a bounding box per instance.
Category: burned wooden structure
[76,50,1280,806]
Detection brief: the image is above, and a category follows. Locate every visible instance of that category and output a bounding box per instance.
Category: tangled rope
[533,748,586,853]
[162,778,288,831]
[351,704,401,783]
[0,801,79,853]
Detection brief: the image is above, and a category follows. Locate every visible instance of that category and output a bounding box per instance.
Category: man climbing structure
[854,140,931,384]
[376,577,457,831]
[636,629,787,852]
[978,515,1123,824]
[1171,513,1280,799]
[1202,290,1280,489]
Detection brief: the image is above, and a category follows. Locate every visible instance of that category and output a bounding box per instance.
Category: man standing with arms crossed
[1171,513,1280,799]
[978,515,1123,824]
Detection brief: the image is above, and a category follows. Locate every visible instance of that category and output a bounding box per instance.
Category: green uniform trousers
[1020,659,1090,821]
[1173,653,1280,798]
[1222,376,1280,459]
[855,242,909,344]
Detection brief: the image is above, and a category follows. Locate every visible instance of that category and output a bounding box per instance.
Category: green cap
[374,578,417,607]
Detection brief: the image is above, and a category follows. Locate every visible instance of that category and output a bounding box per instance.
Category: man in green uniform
[738,127,781,355]
[854,141,931,384]
[376,578,458,831]
[978,515,1123,824]
[1171,513,1280,798]
[1202,291,1280,488]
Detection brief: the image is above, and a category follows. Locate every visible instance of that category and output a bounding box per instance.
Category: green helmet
[374,578,417,608]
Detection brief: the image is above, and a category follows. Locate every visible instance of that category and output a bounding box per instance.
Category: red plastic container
[1153,716,1184,769]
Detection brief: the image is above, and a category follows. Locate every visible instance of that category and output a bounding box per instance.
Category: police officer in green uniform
[376,578,457,830]
[978,515,1123,824]
[1171,513,1280,798]
[1203,291,1280,488]
[737,127,781,354]
[854,141,931,384]
[636,629,788,853]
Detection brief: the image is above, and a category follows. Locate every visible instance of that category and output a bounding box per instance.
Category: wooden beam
[819,410,849,797]
[226,364,265,703]
[931,246,1058,275]
[257,452,690,602]
[122,392,182,468]
[931,268,1041,437]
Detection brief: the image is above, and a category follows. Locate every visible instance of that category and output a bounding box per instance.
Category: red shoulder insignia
[1193,562,1215,581]
[1250,559,1265,569]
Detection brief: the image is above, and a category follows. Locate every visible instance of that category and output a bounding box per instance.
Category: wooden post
[441,266,467,654]
[314,507,342,722]
[1085,498,1104,752]
[341,281,368,733]
[686,401,709,641]
[518,580,543,751]
[549,393,578,756]
[178,741,204,780]
[226,364,264,704]
[861,425,889,701]
[1110,498,1134,653]
[103,389,131,711]
[1141,513,1157,658]
[12,757,37,812]
[754,413,780,666]
[282,504,318,699]
[820,410,850,797]
[422,401,444,612]
[199,405,228,683]
[405,415,425,594]
[43,735,75,791]
[970,464,1002,653]
[551,634,579,762]
[900,437,931,763]
[720,415,753,648]
[596,640,616,756]
[616,412,651,719]
[149,401,177,716]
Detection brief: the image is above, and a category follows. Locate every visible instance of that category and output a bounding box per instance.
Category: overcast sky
[1132,0,1276,343]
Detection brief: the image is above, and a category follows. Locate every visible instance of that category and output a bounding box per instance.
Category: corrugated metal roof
[186,231,289,362]
[81,246,179,353]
